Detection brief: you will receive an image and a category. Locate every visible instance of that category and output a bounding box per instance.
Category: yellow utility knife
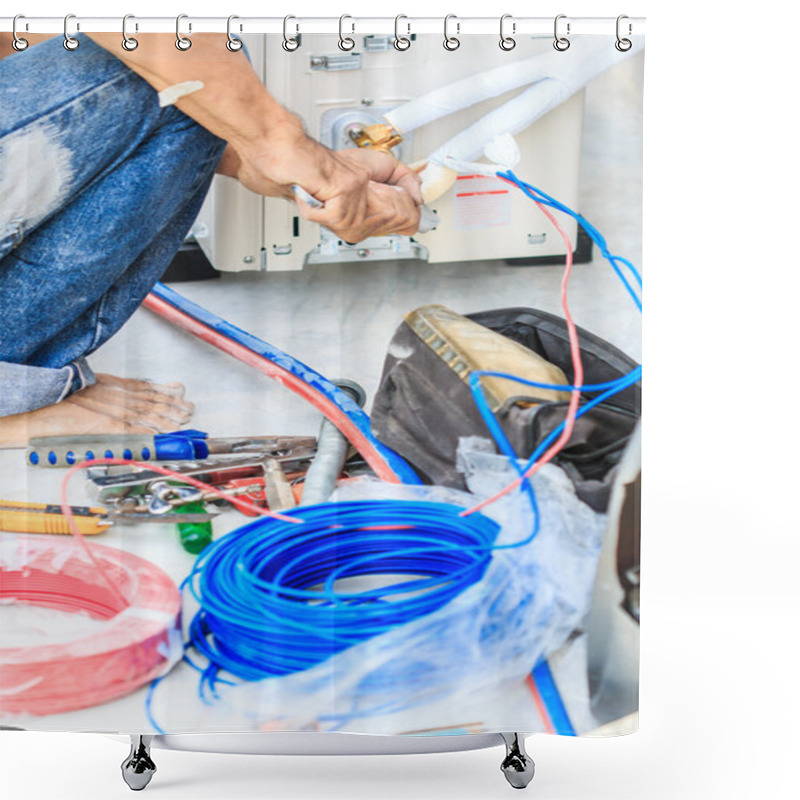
[0,500,112,535]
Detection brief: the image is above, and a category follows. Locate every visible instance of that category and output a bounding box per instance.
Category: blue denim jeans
[0,34,226,415]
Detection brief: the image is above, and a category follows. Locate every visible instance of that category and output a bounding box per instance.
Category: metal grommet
[338,14,355,51]
[615,15,632,52]
[283,15,300,52]
[499,13,516,51]
[394,15,411,51]
[12,15,29,51]
[226,15,243,52]
[553,14,570,51]
[175,14,192,51]
[443,14,460,51]
[121,14,138,51]
[63,13,79,51]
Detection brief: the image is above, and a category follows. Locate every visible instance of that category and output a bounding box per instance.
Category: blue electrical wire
[497,170,643,311]
[180,500,500,691]
[467,367,642,552]
[465,172,643,547]
[145,173,642,730]
[498,170,643,291]
[531,660,576,736]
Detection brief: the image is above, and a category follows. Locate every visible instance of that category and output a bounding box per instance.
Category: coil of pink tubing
[0,536,181,716]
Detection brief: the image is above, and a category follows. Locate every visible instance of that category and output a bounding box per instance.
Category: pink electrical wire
[57,457,304,608]
[0,460,310,714]
[462,185,585,517]
[1,200,586,719]
[0,530,181,715]
[56,190,584,568]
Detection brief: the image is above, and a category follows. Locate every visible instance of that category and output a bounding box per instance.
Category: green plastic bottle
[176,502,213,554]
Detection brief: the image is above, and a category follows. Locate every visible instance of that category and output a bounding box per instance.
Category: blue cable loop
[497,170,643,311]
[145,172,643,729]
[179,500,500,689]
[466,171,642,539]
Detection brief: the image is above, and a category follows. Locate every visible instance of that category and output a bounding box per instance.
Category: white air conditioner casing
[194,34,585,272]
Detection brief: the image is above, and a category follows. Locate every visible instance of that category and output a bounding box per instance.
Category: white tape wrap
[158,80,205,108]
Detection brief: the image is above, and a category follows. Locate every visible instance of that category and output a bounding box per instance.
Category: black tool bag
[371,306,641,512]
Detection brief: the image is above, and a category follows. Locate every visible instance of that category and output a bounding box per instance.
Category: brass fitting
[347,123,403,153]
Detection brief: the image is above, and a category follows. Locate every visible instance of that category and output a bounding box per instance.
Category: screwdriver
[0,500,112,535]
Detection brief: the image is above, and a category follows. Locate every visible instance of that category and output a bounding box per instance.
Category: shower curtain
[0,18,644,742]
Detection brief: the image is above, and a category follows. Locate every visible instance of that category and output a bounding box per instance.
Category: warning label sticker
[454,174,512,230]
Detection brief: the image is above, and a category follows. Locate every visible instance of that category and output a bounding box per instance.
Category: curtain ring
[226,15,243,51]
[12,15,29,51]
[615,15,632,51]
[283,15,300,51]
[63,13,79,51]
[121,14,138,51]
[175,14,192,50]
[553,14,570,51]
[338,14,355,51]
[499,13,516,51]
[394,15,411,51]
[443,14,460,51]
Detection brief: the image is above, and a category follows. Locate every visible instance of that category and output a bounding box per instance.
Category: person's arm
[87,33,421,241]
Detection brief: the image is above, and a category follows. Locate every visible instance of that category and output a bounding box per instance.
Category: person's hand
[84,33,421,241]
[231,122,422,242]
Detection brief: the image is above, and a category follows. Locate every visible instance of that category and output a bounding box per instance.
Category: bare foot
[0,374,195,448]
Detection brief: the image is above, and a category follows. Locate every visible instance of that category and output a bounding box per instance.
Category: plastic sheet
[0,535,183,720]
[198,439,606,732]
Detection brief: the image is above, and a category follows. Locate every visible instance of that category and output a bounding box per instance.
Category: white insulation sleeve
[385,40,641,136]
[415,41,643,203]
[429,80,566,165]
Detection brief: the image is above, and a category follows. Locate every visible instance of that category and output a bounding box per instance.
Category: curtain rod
[1,16,646,37]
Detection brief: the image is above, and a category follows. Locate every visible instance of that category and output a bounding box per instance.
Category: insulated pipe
[384,39,641,135]
[300,380,366,506]
[143,284,420,485]
[419,79,576,203]
[391,40,643,204]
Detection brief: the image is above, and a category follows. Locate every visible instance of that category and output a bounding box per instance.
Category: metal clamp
[394,15,411,51]
[226,15,243,51]
[615,14,633,51]
[443,14,460,51]
[63,13,79,51]
[499,13,516,51]
[175,13,192,51]
[121,14,138,51]
[283,15,300,51]
[147,481,205,515]
[12,15,29,51]
[553,14,570,51]
[338,14,355,51]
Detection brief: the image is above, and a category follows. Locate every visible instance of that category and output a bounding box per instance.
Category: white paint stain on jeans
[0,124,74,241]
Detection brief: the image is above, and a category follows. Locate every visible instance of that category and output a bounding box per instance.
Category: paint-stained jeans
[0,35,226,415]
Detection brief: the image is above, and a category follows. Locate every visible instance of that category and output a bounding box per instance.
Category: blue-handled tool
[27,432,317,468]
[27,430,210,467]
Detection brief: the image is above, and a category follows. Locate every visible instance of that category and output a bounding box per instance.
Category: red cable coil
[0,536,181,716]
